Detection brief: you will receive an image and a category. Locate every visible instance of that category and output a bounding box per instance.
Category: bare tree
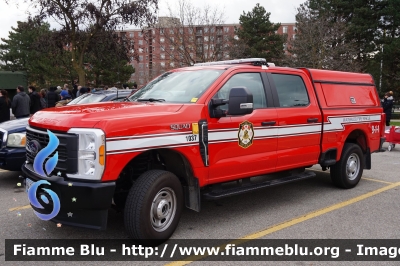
[150,0,233,73]
[286,1,362,72]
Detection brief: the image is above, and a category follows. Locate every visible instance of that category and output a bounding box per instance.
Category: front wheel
[330,143,364,189]
[124,170,183,245]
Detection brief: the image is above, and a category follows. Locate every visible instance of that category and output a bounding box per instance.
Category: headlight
[7,132,26,147]
[66,128,105,181]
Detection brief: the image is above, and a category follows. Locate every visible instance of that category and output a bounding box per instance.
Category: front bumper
[22,163,115,230]
[0,147,26,171]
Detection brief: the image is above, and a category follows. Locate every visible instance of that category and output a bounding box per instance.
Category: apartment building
[119,19,295,86]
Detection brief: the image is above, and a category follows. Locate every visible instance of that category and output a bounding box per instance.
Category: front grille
[26,126,78,175]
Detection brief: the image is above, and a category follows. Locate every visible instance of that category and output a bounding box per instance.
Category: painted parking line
[310,169,394,184]
[166,181,400,266]
[9,205,31,212]
[362,177,394,185]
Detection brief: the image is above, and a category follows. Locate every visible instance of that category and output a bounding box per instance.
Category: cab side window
[271,74,309,107]
[214,73,267,110]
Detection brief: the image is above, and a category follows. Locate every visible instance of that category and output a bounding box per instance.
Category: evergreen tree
[0,18,74,88]
[235,3,285,62]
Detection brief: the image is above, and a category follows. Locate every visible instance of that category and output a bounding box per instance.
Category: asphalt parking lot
[0,142,399,265]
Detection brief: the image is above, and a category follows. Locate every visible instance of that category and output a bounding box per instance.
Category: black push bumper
[22,163,115,230]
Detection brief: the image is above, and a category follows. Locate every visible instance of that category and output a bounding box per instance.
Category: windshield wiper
[137,98,165,102]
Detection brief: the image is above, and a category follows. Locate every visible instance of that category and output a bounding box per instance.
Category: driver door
[207,71,278,184]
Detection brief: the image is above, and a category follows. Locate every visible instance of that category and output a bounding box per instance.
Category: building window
[139,55,143,61]
[146,55,149,60]
[146,63,149,68]
[139,40,143,45]
[204,36,209,42]
[188,28,193,34]
[139,48,143,53]
[170,45,174,51]
[129,33,133,37]
[130,56,134,61]
[160,45,165,51]
[138,31,142,37]
[179,28,183,34]
[152,29,155,34]
[161,53,165,59]
[170,37,174,42]
[283,26,288,33]
[293,26,297,33]
[139,63,144,69]
[160,37,165,43]
[292,34,296,40]
[169,29,174,34]
[204,27,209,33]
[160,62,165,67]
[160,28,164,35]
[224,27,229,33]
[170,62,174,67]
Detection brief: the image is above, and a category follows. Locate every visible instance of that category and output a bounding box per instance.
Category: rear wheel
[388,144,394,151]
[330,143,364,189]
[124,170,183,245]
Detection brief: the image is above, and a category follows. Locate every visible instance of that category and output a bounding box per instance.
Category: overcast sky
[0,0,305,42]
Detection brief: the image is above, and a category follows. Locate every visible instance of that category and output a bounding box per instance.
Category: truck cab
[22,58,385,245]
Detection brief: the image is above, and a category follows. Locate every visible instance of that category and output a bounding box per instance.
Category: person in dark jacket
[382,91,394,126]
[0,89,11,123]
[28,85,42,115]
[46,86,60,108]
[11,85,30,119]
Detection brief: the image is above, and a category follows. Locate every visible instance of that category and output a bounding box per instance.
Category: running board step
[202,171,316,200]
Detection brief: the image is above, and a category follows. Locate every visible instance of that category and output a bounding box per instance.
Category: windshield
[128,69,225,103]
[67,93,107,105]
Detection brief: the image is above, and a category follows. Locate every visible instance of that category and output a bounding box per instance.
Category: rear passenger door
[207,71,278,183]
[267,70,322,170]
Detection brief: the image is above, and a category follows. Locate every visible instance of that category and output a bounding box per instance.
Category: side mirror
[227,87,253,115]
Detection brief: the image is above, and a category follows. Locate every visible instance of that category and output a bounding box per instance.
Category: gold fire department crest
[238,121,254,148]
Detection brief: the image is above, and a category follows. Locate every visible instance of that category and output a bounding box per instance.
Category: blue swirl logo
[33,130,59,177]
[28,180,61,220]
[28,130,61,220]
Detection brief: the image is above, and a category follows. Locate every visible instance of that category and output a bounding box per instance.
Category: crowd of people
[0,84,94,123]
[0,83,138,123]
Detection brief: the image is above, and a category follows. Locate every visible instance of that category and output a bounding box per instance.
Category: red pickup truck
[23,58,385,244]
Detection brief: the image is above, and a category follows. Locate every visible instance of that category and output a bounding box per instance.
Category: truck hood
[0,118,29,133]
[29,102,184,131]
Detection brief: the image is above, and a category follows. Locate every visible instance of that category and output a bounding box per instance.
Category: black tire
[330,143,364,189]
[124,170,183,245]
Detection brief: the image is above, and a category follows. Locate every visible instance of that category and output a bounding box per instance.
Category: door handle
[262,121,276,126]
[307,118,318,123]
